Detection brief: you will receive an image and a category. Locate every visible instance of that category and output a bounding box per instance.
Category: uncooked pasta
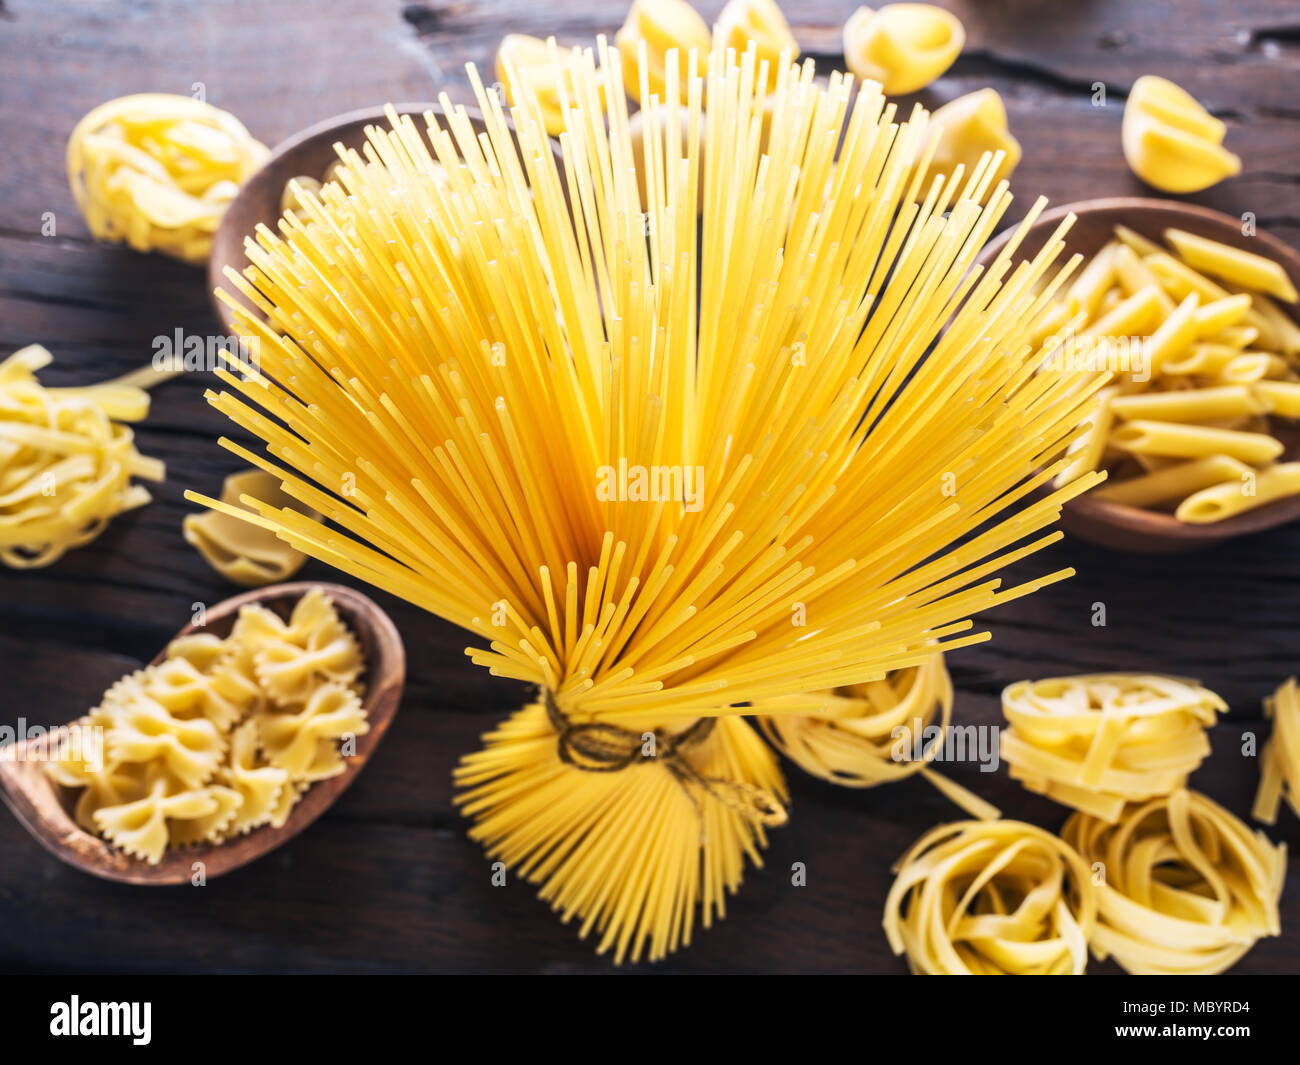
[1062,789,1286,974]
[1000,673,1223,822]
[616,0,710,105]
[1049,224,1300,523]
[67,93,269,264]
[1253,676,1300,824]
[883,819,1098,974]
[183,469,322,586]
[754,655,1000,819]
[0,344,167,568]
[843,4,965,96]
[1122,76,1241,194]
[45,588,366,863]
[919,89,1019,203]
[194,42,1106,961]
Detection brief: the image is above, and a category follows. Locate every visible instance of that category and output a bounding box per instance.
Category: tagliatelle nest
[192,39,1105,961]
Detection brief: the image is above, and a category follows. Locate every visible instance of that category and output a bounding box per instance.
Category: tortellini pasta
[494,34,605,138]
[843,4,964,95]
[714,0,799,93]
[0,345,165,569]
[67,93,269,264]
[918,88,1020,200]
[183,469,322,587]
[1122,75,1241,194]
[45,588,367,864]
[616,0,711,105]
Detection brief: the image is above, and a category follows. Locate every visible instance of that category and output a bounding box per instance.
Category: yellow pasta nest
[45,588,366,864]
[67,93,269,264]
[0,344,165,568]
[1048,225,1300,523]
[919,88,1020,202]
[1122,75,1241,194]
[1000,673,1223,822]
[1062,789,1286,974]
[495,34,606,137]
[883,819,1098,974]
[755,655,999,819]
[843,4,964,96]
[616,0,711,105]
[714,0,798,92]
[1254,676,1300,824]
[183,469,322,586]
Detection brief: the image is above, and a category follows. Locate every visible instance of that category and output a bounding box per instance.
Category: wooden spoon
[975,196,1300,553]
[0,582,404,884]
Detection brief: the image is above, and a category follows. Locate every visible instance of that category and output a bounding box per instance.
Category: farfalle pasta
[0,345,166,568]
[883,819,1098,975]
[1122,75,1241,194]
[843,4,964,95]
[616,0,711,105]
[1062,789,1286,974]
[1254,677,1300,825]
[755,655,999,819]
[45,588,367,863]
[67,93,268,264]
[1000,673,1223,822]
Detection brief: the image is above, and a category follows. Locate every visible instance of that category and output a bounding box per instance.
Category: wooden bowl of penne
[976,197,1300,552]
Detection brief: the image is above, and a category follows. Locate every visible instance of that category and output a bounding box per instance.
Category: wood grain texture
[1,0,1299,973]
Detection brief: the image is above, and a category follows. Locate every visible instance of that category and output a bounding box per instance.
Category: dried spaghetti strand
[1063,789,1286,975]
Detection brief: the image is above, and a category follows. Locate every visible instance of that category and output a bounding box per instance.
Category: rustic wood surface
[2,0,1299,973]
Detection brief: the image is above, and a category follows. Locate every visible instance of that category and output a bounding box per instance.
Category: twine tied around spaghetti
[542,688,787,832]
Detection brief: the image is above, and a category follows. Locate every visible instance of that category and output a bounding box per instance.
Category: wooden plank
[0,0,1298,972]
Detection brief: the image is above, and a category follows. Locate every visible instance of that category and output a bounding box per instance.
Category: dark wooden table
[2,0,1299,974]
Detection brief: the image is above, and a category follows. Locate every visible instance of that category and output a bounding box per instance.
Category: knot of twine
[542,689,787,832]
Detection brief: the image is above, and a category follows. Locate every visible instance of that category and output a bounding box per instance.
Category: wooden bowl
[0,582,404,884]
[207,102,438,332]
[975,197,1300,553]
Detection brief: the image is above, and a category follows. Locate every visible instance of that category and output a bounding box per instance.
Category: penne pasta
[1093,454,1253,507]
[1110,384,1264,423]
[1175,461,1300,522]
[1165,227,1299,303]
[1110,419,1284,464]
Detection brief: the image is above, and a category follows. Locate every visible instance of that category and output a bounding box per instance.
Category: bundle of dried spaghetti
[67,93,269,264]
[883,819,1098,974]
[1062,789,1286,974]
[1000,673,1223,822]
[194,40,1105,961]
[0,344,166,568]
[754,655,999,819]
[1253,676,1300,824]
